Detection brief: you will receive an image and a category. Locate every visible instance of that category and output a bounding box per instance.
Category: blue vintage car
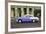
[16,15,39,23]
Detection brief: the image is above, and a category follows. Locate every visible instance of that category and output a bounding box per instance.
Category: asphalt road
[11,17,41,28]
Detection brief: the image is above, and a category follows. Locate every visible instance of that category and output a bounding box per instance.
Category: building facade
[11,5,41,17]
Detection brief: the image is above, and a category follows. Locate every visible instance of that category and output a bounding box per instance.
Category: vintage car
[16,15,39,23]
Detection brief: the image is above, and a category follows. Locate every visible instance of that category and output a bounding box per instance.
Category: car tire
[35,20,39,23]
[18,19,22,23]
[33,19,35,23]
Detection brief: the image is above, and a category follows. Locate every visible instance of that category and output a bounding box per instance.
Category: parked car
[16,15,39,23]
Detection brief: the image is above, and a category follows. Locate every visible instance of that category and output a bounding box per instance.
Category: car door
[23,16,30,21]
[21,16,29,21]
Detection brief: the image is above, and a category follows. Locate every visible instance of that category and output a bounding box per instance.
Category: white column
[15,8,18,17]
[21,8,24,16]
[27,7,29,15]
[32,8,34,16]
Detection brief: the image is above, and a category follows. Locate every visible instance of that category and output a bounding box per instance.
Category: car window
[23,15,33,17]
[26,16,32,17]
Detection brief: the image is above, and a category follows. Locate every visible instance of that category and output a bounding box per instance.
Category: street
[11,17,41,28]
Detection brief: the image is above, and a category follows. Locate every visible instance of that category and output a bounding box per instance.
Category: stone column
[21,7,24,16]
[27,7,29,15]
[15,8,18,17]
[32,8,34,16]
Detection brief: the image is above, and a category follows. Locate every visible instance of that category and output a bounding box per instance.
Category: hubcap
[33,20,35,22]
[19,20,21,23]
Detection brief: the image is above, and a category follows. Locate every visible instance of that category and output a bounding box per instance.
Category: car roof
[23,14,33,17]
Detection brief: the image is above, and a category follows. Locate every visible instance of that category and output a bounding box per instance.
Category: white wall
[0,0,5,34]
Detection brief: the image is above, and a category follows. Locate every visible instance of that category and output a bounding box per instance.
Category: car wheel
[18,19,22,23]
[33,19,35,23]
[35,20,39,23]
